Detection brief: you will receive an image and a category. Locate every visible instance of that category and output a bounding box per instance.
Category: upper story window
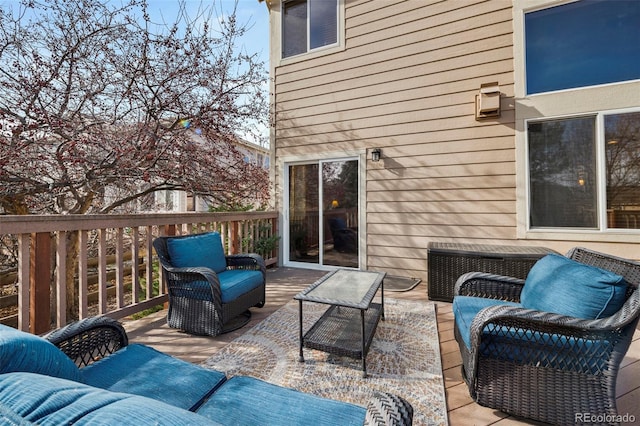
[525,0,640,94]
[282,0,338,59]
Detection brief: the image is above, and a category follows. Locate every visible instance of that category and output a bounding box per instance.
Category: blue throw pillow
[166,232,227,274]
[521,254,627,319]
[0,324,82,382]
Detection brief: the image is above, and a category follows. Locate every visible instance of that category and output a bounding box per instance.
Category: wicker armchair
[44,315,128,367]
[153,233,266,336]
[453,247,640,425]
[328,217,358,253]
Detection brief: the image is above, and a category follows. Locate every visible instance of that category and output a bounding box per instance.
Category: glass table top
[294,270,385,309]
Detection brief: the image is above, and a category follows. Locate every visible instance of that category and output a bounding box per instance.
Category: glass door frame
[282,154,364,270]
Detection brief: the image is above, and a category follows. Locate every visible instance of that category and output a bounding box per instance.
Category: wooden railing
[607,208,640,229]
[0,211,279,334]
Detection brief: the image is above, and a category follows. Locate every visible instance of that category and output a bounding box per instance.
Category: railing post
[231,221,240,254]
[55,231,67,328]
[131,227,140,305]
[272,218,278,261]
[98,229,107,314]
[145,226,154,299]
[17,234,30,331]
[78,230,89,320]
[29,232,51,334]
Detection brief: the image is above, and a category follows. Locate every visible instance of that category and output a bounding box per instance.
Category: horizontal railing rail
[0,211,279,334]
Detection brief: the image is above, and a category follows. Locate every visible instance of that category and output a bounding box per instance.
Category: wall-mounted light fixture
[475,82,501,120]
[371,148,381,162]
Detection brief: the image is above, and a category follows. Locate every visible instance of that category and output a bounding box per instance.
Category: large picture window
[282,0,338,59]
[528,117,597,228]
[605,111,640,229]
[525,0,640,94]
[528,111,640,230]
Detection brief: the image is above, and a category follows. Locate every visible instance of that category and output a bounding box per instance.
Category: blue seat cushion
[81,344,226,411]
[521,254,627,319]
[0,324,81,383]
[453,296,520,349]
[218,269,264,303]
[197,376,366,426]
[168,270,263,303]
[454,296,610,373]
[167,232,227,274]
[0,372,221,425]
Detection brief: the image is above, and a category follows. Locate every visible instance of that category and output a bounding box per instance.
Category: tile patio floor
[124,267,640,426]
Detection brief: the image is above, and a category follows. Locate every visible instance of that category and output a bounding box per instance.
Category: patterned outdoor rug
[202,298,448,425]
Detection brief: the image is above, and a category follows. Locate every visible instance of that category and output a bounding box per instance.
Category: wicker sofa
[153,232,266,336]
[0,316,413,425]
[453,247,640,425]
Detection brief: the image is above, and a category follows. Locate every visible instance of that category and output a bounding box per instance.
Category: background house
[152,137,271,212]
[265,0,640,280]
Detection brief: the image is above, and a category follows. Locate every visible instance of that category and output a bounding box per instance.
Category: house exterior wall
[268,0,639,280]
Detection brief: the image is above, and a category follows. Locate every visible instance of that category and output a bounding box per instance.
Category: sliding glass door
[288,163,320,264]
[287,158,359,268]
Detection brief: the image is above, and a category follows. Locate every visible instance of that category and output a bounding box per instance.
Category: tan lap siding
[275,1,517,279]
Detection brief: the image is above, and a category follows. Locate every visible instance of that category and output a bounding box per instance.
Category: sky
[149,0,270,65]
[148,1,271,143]
[0,1,270,64]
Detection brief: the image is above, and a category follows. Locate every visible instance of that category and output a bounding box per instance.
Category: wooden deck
[125,267,640,425]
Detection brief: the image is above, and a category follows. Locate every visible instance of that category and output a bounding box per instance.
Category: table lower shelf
[303,303,382,359]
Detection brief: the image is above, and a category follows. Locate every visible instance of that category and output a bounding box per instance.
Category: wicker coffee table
[294,269,386,378]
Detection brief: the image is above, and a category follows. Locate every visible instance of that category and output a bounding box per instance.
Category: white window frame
[521,0,640,95]
[514,0,640,243]
[277,0,345,64]
[280,150,366,270]
[524,108,640,234]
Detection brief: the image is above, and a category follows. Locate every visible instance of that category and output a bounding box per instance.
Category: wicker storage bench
[427,242,556,302]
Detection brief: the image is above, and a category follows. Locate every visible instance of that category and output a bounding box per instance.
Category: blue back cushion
[166,232,227,274]
[197,376,366,426]
[329,218,348,229]
[521,254,627,319]
[81,344,226,411]
[0,324,81,382]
